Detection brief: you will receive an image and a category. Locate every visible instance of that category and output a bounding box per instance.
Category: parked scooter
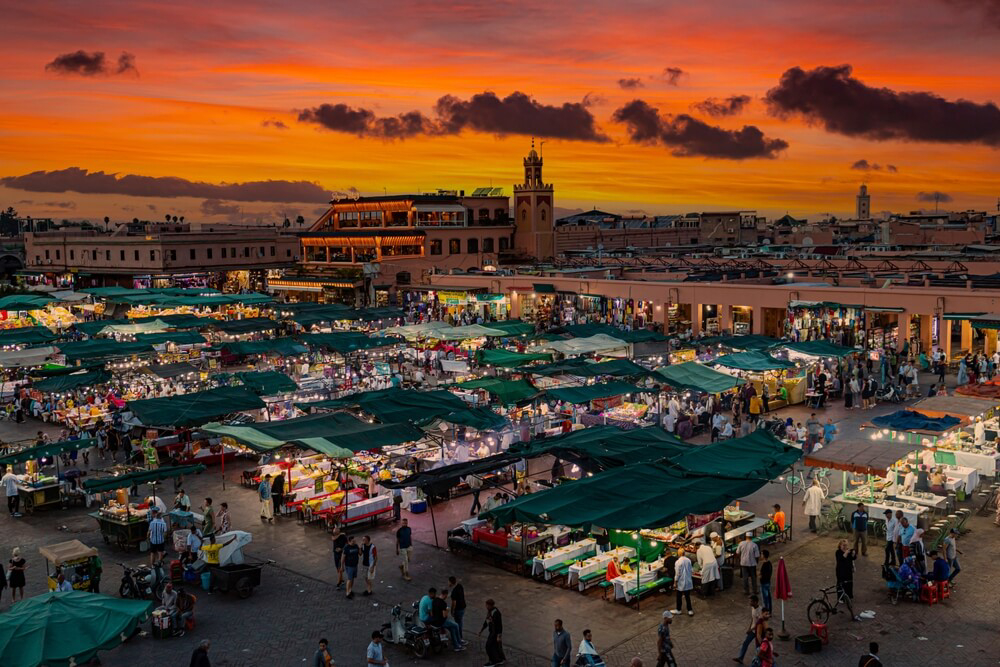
[877,383,904,403]
[381,602,451,658]
[118,561,168,602]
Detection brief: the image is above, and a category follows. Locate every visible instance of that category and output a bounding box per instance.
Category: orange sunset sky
[2,0,999,222]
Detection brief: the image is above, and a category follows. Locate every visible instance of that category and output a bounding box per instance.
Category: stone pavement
[2,368,999,666]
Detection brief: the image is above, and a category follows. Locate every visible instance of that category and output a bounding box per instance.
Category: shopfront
[610,297,655,330]
[730,305,753,335]
[786,300,865,347]
[864,307,905,351]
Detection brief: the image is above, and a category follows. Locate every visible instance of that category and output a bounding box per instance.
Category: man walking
[805,413,822,455]
[3,465,21,517]
[732,595,761,664]
[803,478,824,532]
[859,641,883,667]
[655,611,676,667]
[480,598,505,667]
[942,528,962,585]
[396,517,413,581]
[737,532,760,595]
[883,510,898,566]
[342,535,360,600]
[552,619,572,667]
[851,502,869,557]
[670,548,694,616]
[467,475,483,516]
[147,507,167,566]
[361,535,377,596]
[271,472,285,519]
[258,474,273,523]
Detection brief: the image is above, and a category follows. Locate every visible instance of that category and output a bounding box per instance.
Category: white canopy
[535,334,631,358]
[385,322,505,340]
[0,345,58,368]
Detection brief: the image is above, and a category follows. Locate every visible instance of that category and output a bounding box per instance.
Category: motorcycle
[381,602,451,659]
[877,383,904,403]
[118,561,168,602]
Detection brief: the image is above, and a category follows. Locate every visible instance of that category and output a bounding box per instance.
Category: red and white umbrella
[775,557,792,639]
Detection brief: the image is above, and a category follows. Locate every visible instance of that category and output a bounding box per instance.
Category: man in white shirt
[2,466,21,517]
[736,532,760,595]
[720,419,734,440]
[711,413,724,442]
[56,573,73,592]
[902,466,917,495]
[802,478,825,532]
[883,509,899,566]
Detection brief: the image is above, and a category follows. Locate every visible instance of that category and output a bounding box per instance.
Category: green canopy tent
[711,351,796,372]
[560,322,669,343]
[221,338,309,356]
[201,412,425,457]
[299,332,402,354]
[32,363,104,377]
[482,463,775,530]
[303,387,470,425]
[232,370,299,396]
[453,378,539,404]
[475,348,553,368]
[665,430,800,479]
[0,591,153,667]
[134,331,208,346]
[126,387,265,428]
[516,358,593,376]
[0,326,57,346]
[33,369,112,393]
[653,362,744,394]
[546,380,641,404]
[483,319,536,337]
[150,313,218,329]
[56,339,155,362]
[432,406,509,431]
[83,464,207,492]
[698,334,781,352]
[0,293,55,311]
[779,340,856,358]
[72,319,133,337]
[210,317,280,334]
[80,286,142,298]
[0,438,97,465]
[510,425,689,468]
[565,359,651,378]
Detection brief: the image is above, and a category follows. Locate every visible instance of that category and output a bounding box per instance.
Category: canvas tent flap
[804,438,917,475]
[510,425,689,467]
[665,430,800,479]
[537,334,632,357]
[210,317,280,334]
[233,370,299,396]
[0,326,57,346]
[484,319,535,336]
[83,464,207,492]
[126,387,265,427]
[57,340,155,362]
[546,380,641,404]
[780,340,856,358]
[33,369,112,393]
[454,378,539,404]
[870,410,961,432]
[0,438,98,465]
[299,332,400,354]
[711,351,796,371]
[654,362,744,394]
[475,349,552,368]
[222,338,309,356]
[698,334,780,351]
[0,345,58,368]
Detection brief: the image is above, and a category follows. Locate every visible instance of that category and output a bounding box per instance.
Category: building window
[231,247,236,258]
[105,250,111,261]
[467,238,478,254]
[286,249,291,257]
[386,211,408,227]
[499,237,509,251]
[244,246,250,257]
[169,249,177,261]
[150,250,156,261]
[270,246,275,256]
[55,250,61,260]
[134,250,139,261]
[521,210,526,221]
[45,249,50,260]
[483,238,494,253]
[190,249,196,260]
[381,244,422,257]
[221,248,227,258]
[259,246,264,256]
[448,238,461,254]
[541,209,546,221]
[339,211,359,228]
[70,250,75,260]
[430,239,442,255]
[207,248,213,259]
[120,250,125,261]
[478,208,490,220]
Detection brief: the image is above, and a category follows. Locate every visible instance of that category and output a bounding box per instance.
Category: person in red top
[756,627,777,667]
[606,555,622,582]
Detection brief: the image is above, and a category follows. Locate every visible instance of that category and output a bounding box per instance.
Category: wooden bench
[579,569,607,592]
[625,576,673,600]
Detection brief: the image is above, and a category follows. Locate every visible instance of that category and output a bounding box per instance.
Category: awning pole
[428,494,441,549]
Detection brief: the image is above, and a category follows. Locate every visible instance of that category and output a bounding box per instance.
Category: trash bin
[200,571,212,591]
[720,566,735,589]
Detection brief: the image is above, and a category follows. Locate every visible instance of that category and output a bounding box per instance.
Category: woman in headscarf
[957,357,969,386]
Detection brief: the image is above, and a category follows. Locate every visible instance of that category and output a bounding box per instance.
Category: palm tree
[165,213,171,223]
[296,215,305,228]
[172,215,178,223]
[103,216,110,231]
[179,216,184,223]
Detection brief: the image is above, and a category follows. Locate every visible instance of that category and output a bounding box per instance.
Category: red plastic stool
[920,584,938,606]
[810,622,829,644]
[937,581,951,599]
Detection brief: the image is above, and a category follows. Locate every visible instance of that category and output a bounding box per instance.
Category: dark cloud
[917,191,954,203]
[16,199,75,209]
[147,204,158,212]
[261,118,288,130]
[1,167,330,203]
[851,159,879,171]
[618,78,644,90]
[886,164,898,173]
[944,0,1000,28]
[765,64,1000,147]
[45,50,137,76]
[298,91,608,142]
[612,99,788,159]
[662,67,686,86]
[200,199,241,217]
[692,95,751,117]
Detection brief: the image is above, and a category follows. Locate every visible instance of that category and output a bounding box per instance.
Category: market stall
[39,540,100,592]
[0,438,98,512]
[710,351,805,405]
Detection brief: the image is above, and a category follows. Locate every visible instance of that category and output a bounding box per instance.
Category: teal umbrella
[0,590,152,667]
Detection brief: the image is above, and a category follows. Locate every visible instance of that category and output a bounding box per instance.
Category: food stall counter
[567,547,635,589]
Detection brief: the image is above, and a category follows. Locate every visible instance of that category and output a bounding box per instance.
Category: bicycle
[785,467,830,495]
[817,502,846,535]
[806,583,858,625]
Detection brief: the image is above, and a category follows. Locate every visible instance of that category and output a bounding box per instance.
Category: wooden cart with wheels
[40,539,100,592]
[209,563,263,599]
[90,512,149,551]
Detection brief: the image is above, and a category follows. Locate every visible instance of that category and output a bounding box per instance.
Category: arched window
[448,238,461,254]
[541,209,546,221]
[467,238,479,254]
[521,210,527,221]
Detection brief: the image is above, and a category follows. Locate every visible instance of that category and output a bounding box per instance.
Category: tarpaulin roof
[33,363,104,377]
[537,334,632,357]
[698,334,781,351]
[546,380,641,404]
[870,409,961,432]
[665,430,800,479]
[654,362,744,394]
[913,395,1000,418]
[954,382,1000,399]
[232,370,299,396]
[73,319,133,337]
[565,358,651,378]
[475,348,552,368]
[483,319,535,336]
[382,451,519,494]
[146,362,198,379]
[0,346,58,368]
[0,293,55,311]
[201,412,424,456]
[516,358,593,376]
[454,378,539,404]
[134,331,207,346]
[384,322,455,340]
[482,463,774,530]
[33,369,112,393]
[433,406,509,430]
[0,326,57,346]
[151,314,217,329]
[57,339,155,362]
[510,425,689,467]
[711,351,796,371]
[299,332,401,354]
[210,317,280,334]
[126,387,265,427]
[533,283,557,293]
[0,590,152,667]
[804,438,917,476]
[0,438,97,465]
[221,338,308,356]
[83,464,207,492]
[780,340,856,358]
[560,323,669,343]
[311,387,469,424]
[80,286,138,297]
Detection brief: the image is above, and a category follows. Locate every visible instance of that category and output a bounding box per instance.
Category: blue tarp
[870,410,961,432]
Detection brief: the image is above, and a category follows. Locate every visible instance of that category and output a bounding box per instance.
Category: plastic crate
[795,634,822,654]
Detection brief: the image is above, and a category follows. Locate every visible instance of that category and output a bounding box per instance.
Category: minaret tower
[856,183,871,220]
[513,139,555,260]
